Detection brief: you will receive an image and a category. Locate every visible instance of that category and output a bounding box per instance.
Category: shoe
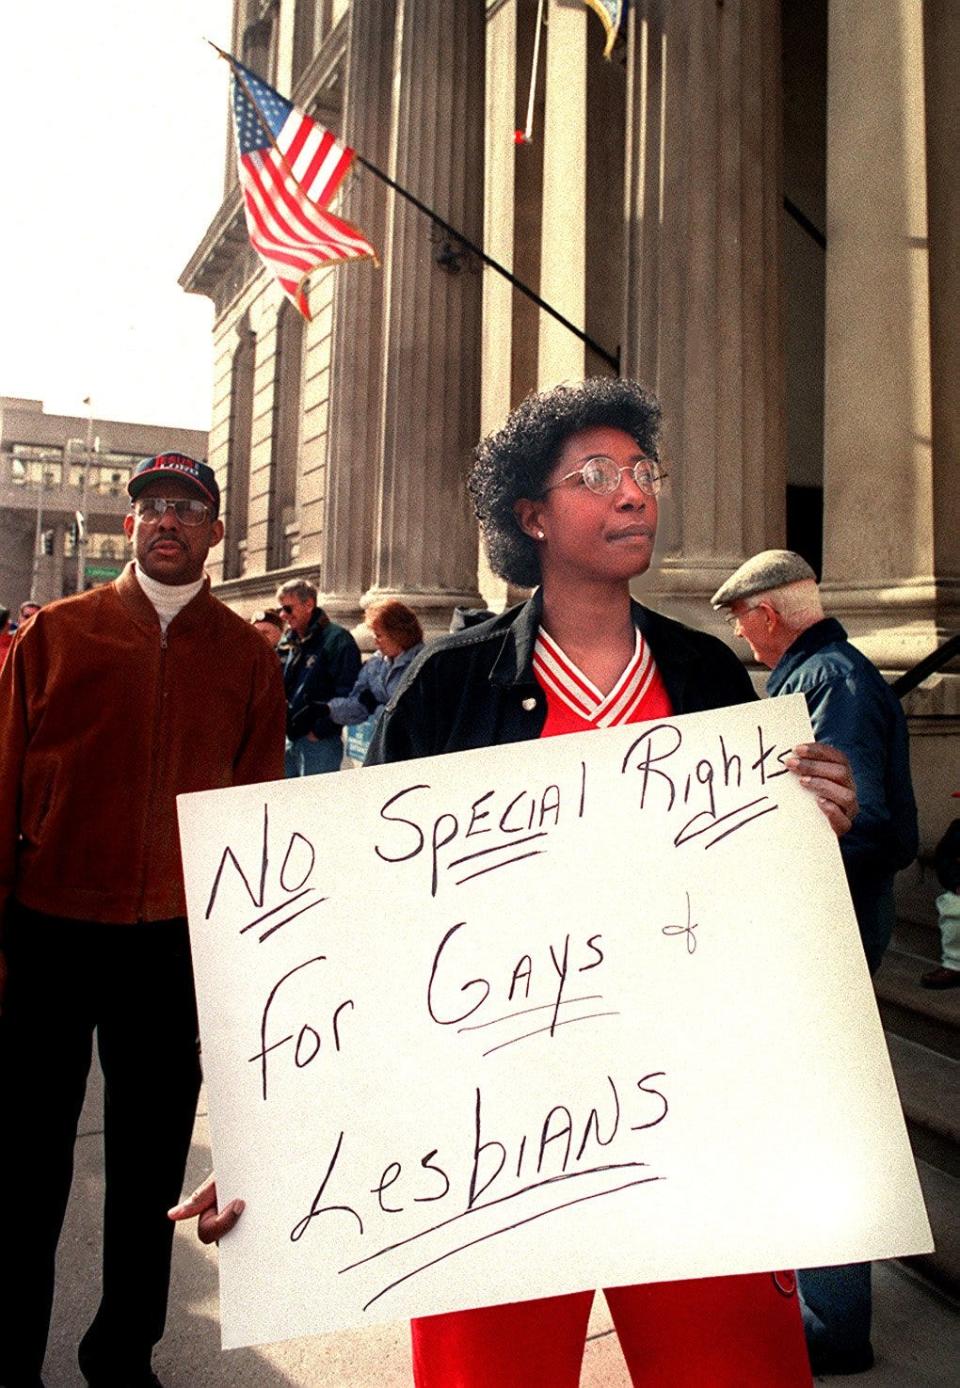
[78,1352,161,1388]
[808,1344,875,1376]
[920,965,960,989]
[78,1326,162,1387]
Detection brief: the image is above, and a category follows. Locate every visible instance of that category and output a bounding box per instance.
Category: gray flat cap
[710,549,817,609]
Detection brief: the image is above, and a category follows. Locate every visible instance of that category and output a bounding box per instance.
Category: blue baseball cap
[127,453,220,517]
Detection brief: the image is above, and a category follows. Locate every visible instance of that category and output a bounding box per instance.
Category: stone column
[621,0,785,622]
[274,0,296,95]
[479,0,519,610]
[538,0,587,385]
[820,0,930,665]
[361,0,486,630]
[922,1,960,634]
[318,0,397,623]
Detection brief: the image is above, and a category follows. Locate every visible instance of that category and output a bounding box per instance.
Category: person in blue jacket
[712,548,919,1378]
[275,579,362,776]
[321,599,424,730]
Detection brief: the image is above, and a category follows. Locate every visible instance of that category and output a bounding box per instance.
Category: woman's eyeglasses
[544,456,666,497]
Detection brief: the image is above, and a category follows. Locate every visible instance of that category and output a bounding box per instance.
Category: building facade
[180,0,959,846]
[0,398,208,607]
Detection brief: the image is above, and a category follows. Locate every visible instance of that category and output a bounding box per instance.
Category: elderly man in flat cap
[712,549,918,1377]
[0,453,286,1388]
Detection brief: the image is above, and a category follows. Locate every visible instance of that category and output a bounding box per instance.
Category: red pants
[411,1273,812,1387]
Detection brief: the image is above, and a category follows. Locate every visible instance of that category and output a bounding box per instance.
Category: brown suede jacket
[0,565,286,924]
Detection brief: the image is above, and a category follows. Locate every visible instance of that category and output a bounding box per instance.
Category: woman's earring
[536,529,545,540]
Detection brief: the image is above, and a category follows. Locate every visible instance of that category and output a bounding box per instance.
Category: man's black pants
[0,906,202,1381]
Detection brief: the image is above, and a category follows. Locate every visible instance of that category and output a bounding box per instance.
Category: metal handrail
[892,632,960,699]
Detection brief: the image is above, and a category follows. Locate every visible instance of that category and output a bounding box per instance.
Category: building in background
[0,398,207,606]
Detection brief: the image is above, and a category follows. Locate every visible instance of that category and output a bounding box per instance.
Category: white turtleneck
[134,564,204,633]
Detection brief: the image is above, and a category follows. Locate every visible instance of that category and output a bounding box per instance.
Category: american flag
[228,56,376,319]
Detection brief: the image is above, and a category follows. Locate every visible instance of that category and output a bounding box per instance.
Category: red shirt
[532,625,673,737]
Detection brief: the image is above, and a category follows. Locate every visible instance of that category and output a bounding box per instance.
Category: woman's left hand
[784,742,858,836]
[168,1174,244,1245]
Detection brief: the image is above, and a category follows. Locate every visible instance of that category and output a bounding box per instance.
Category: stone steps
[875,947,960,1061]
[885,1034,960,1179]
[903,1160,960,1301]
[891,915,942,964]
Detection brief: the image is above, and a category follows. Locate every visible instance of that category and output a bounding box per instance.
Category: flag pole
[519,0,546,144]
[353,152,620,372]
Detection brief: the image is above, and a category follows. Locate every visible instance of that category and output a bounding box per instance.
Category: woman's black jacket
[365,590,756,765]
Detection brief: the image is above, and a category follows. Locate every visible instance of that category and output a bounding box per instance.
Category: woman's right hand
[168,1174,244,1245]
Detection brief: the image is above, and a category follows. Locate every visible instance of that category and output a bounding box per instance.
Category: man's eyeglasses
[134,497,211,527]
[544,456,666,497]
[723,603,760,629]
[279,603,295,615]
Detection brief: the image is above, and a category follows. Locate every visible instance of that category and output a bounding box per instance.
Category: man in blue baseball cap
[0,453,285,1388]
[127,451,220,516]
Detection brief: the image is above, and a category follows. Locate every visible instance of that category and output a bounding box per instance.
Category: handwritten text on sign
[178,695,931,1349]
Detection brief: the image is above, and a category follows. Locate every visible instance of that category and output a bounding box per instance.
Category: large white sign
[178,694,931,1350]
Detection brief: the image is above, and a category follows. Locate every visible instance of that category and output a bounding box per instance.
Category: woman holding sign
[176,378,853,1384]
[367,377,852,1386]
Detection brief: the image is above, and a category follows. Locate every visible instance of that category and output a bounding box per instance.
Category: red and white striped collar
[532,626,659,728]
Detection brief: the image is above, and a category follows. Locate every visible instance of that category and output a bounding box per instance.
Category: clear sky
[3,1,235,431]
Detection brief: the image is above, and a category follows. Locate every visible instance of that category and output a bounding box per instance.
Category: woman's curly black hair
[468,377,662,588]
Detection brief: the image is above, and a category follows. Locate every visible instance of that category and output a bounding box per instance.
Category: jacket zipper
[135,627,167,916]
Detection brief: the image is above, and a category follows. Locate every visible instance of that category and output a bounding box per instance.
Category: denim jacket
[326,642,425,727]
